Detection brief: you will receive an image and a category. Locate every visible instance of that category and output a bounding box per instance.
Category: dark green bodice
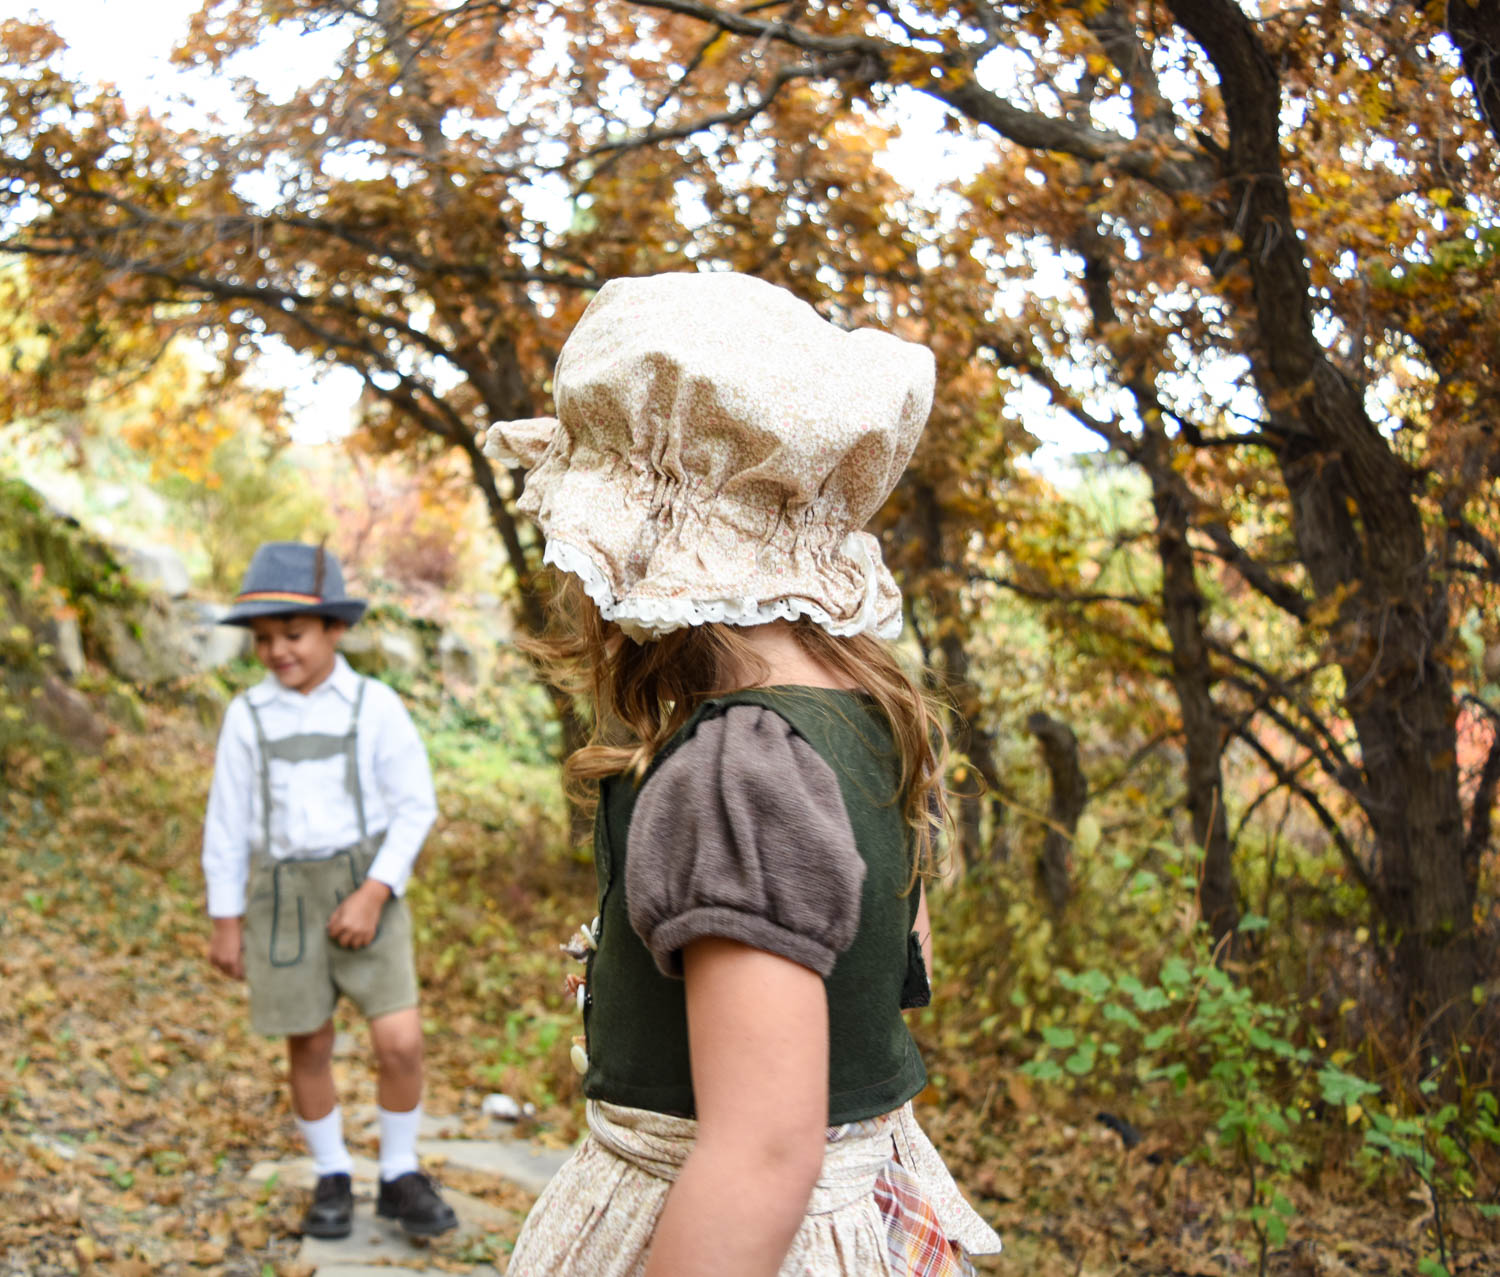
[581,686,927,1124]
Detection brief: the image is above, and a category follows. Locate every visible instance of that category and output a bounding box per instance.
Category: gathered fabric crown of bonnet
[484,271,934,642]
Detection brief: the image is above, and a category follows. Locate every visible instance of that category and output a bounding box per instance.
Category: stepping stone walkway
[248,1111,574,1277]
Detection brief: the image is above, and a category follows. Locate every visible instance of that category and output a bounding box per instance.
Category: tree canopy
[4,0,1500,1050]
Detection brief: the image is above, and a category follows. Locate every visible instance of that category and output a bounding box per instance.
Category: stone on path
[248,1113,579,1275]
[297,1198,503,1270]
[346,1104,574,1193]
[417,1138,572,1197]
[249,1153,510,1271]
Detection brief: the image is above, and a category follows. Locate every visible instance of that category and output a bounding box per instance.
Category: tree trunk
[908,482,1008,867]
[1027,711,1086,915]
[1167,0,1480,1043]
[940,630,1009,866]
[1140,427,1240,947]
[1071,224,1240,946]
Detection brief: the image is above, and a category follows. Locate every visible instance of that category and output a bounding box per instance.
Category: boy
[203,541,457,1240]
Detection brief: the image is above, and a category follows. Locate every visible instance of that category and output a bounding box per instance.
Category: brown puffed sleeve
[626,704,866,979]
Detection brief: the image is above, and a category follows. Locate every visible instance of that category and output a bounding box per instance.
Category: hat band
[236,590,324,605]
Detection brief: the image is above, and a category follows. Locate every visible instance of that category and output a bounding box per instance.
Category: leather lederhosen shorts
[242,840,417,1037]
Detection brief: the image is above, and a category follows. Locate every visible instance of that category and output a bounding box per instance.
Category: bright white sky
[19,0,334,120]
[12,0,194,86]
[10,0,1098,460]
[9,0,368,438]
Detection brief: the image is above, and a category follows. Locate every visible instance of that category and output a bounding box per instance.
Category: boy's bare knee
[287,1020,336,1068]
[371,1015,423,1077]
[379,1038,423,1078]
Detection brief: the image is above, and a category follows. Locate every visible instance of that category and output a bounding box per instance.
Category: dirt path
[0,727,569,1276]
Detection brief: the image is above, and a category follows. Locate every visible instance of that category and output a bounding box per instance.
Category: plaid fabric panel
[873,1159,974,1277]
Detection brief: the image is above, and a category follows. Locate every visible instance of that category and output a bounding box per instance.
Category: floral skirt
[506,1100,1002,1276]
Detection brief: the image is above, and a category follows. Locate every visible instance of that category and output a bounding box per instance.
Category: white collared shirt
[202,655,437,917]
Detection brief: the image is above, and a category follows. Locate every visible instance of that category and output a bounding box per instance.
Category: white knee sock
[378,1104,422,1181]
[295,1106,354,1177]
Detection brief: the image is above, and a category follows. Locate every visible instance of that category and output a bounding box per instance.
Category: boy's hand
[209,917,245,980]
[328,880,392,949]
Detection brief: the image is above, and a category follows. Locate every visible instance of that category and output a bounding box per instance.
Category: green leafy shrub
[1021,931,1315,1265]
[1019,924,1500,1273]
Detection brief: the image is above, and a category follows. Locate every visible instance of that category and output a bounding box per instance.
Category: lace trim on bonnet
[544,538,898,643]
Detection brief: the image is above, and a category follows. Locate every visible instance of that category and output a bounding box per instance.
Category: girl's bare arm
[643,937,828,1277]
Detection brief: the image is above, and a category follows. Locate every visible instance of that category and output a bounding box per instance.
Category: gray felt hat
[219,542,367,627]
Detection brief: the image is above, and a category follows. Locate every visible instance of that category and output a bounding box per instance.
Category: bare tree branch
[572,57,854,166]
[1447,508,1500,582]
[979,329,1315,624]
[1218,667,1368,805]
[1192,521,1312,622]
[625,0,1218,193]
[1091,728,1175,797]
[1229,723,1378,901]
[971,572,1152,610]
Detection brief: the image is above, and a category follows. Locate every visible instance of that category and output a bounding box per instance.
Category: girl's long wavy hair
[522,571,953,881]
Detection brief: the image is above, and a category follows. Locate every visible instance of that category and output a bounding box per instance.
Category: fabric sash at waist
[585,1098,1002,1260]
[585,1100,891,1216]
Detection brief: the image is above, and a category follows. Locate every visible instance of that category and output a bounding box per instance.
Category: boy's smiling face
[249,614,347,694]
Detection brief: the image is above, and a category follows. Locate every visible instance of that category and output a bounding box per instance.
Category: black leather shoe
[376,1170,458,1237]
[301,1172,353,1239]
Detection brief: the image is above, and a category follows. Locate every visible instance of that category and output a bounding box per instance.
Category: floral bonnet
[484,271,934,642]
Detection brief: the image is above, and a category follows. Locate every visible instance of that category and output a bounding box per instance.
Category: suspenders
[245,678,373,967]
[245,677,371,852]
